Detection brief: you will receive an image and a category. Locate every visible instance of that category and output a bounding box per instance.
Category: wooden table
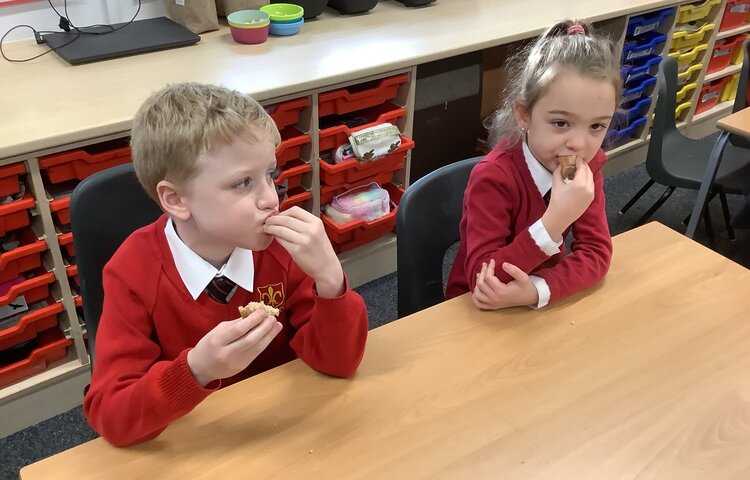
[20,223,750,479]
[685,106,750,238]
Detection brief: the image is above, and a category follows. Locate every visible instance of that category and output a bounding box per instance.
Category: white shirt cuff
[528,219,562,256]
[529,275,551,309]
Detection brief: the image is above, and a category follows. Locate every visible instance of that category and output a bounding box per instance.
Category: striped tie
[205,275,238,304]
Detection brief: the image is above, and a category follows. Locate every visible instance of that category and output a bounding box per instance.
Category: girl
[445,20,621,310]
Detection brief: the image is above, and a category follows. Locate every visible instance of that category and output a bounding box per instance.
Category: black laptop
[42,16,200,65]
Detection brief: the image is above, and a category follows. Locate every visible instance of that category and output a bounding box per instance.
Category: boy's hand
[187,311,282,387]
[262,207,345,298]
[541,158,595,241]
[472,259,539,310]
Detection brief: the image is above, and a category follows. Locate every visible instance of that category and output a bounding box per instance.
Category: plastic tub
[621,55,661,85]
[328,0,378,14]
[676,82,698,103]
[626,8,675,37]
[719,0,750,31]
[668,44,708,67]
[622,76,657,104]
[707,34,746,73]
[272,0,327,19]
[676,0,721,24]
[671,22,715,50]
[622,31,667,61]
[269,17,303,35]
[227,9,270,28]
[605,117,647,147]
[260,3,304,21]
[0,163,26,198]
[676,101,692,120]
[677,63,703,86]
[721,73,741,102]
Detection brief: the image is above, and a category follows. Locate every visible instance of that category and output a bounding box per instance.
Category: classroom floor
[1,163,748,480]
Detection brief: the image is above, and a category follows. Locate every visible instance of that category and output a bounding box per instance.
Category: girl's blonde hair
[130,82,281,202]
[486,19,622,147]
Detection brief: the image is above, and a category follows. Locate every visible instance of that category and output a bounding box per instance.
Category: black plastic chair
[396,156,482,318]
[70,163,162,366]
[619,55,750,242]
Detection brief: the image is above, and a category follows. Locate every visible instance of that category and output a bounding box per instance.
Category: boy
[83,83,368,447]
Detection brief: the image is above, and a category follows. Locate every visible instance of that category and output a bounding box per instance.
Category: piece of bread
[238,301,280,318]
[557,155,577,181]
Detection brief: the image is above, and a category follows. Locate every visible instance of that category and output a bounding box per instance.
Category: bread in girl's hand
[557,155,577,181]
[238,301,280,318]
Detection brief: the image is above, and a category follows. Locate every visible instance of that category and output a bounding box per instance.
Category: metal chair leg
[620,179,655,214]
[687,130,731,238]
[635,186,675,226]
[682,191,718,225]
[704,203,716,247]
[719,191,736,241]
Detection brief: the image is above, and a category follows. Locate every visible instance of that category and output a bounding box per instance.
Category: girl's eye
[552,120,568,128]
[591,123,608,131]
[233,177,251,189]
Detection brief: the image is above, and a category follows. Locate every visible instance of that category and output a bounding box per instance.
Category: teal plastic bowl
[269,16,304,35]
[227,10,270,28]
[260,3,304,22]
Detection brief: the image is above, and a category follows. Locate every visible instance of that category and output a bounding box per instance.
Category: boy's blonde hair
[130,82,281,201]
[486,19,622,147]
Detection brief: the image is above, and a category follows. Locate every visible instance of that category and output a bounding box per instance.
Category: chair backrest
[70,163,162,365]
[396,156,482,318]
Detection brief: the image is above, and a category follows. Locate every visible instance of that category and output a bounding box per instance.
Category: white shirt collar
[522,141,552,197]
[164,218,254,300]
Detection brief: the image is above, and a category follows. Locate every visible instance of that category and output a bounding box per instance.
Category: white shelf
[704,64,742,82]
[339,233,397,289]
[605,138,645,156]
[692,101,734,122]
[716,23,750,40]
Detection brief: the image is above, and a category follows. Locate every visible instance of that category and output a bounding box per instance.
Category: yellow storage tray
[671,23,715,50]
[676,82,698,102]
[720,73,741,102]
[669,44,708,67]
[676,101,693,120]
[678,63,703,85]
[676,0,721,24]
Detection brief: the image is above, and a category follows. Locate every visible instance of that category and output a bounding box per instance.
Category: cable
[0,0,141,63]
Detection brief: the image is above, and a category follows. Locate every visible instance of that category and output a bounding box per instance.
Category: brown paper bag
[163,0,219,34]
[217,0,270,17]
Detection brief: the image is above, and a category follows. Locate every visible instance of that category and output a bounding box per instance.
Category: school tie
[543,190,551,206]
[205,275,238,304]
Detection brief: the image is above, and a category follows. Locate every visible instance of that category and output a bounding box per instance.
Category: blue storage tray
[626,7,676,37]
[622,76,657,104]
[623,97,653,122]
[606,117,648,146]
[622,32,668,61]
[621,55,662,85]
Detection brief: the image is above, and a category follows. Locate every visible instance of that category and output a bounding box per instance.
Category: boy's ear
[513,101,531,131]
[156,180,191,221]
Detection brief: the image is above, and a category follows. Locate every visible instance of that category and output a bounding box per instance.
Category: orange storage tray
[75,295,82,308]
[0,328,71,388]
[276,127,311,169]
[318,102,407,153]
[0,162,26,198]
[0,194,35,237]
[322,184,404,253]
[0,270,56,307]
[319,137,414,187]
[267,97,309,130]
[58,232,75,257]
[720,0,750,31]
[318,74,409,117]
[39,138,132,184]
[275,159,311,190]
[66,264,79,288]
[696,76,732,114]
[280,188,312,211]
[49,196,71,226]
[0,299,63,351]
[319,170,396,206]
[0,229,47,283]
[707,34,746,73]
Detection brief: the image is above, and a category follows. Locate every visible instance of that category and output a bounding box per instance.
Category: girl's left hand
[472,259,539,310]
[262,207,345,298]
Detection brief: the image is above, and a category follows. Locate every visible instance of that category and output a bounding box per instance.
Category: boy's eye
[233,177,251,189]
[552,120,568,128]
[591,123,608,131]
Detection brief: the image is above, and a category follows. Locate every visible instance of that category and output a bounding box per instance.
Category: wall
[0,0,165,41]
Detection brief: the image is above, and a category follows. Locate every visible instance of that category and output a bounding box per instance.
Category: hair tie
[567,24,586,36]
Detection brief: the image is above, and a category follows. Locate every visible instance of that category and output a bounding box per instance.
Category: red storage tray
[322,184,404,253]
[75,295,82,308]
[0,162,26,198]
[0,229,47,283]
[318,74,409,117]
[318,102,408,153]
[49,196,71,226]
[66,264,79,288]
[39,138,132,184]
[0,270,56,307]
[319,170,396,206]
[275,159,311,190]
[0,194,35,237]
[0,328,71,388]
[267,97,309,130]
[707,34,746,73]
[58,232,75,257]
[319,137,414,187]
[280,188,312,211]
[276,127,310,169]
[720,0,750,31]
[696,76,732,113]
[0,299,63,351]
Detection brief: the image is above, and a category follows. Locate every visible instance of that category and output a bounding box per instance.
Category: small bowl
[227,10,270,28]
[260,3,304,22]
[230,22,270,44]
[269,16,304,35]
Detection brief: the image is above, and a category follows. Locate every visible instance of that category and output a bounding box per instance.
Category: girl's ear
[513,101,531,131]
[156,180,191,221]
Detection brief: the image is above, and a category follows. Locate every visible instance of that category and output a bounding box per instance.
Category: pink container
[230,24,269,44]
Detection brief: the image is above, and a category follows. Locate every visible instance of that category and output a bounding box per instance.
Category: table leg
[686,130,731,239]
